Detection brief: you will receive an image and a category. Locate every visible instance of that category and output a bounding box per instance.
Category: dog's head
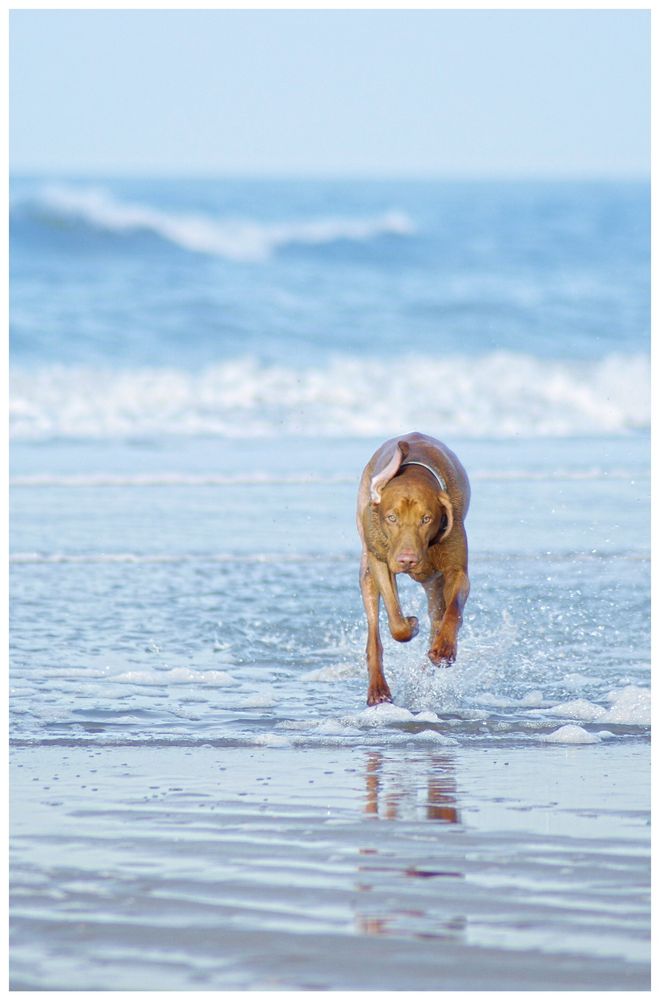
[369,441,453,574]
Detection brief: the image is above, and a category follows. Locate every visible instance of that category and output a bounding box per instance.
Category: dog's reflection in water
[356,752,465,939]
[363,750,460,824]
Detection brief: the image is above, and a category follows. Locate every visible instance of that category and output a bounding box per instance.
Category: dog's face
[377,478,445,574]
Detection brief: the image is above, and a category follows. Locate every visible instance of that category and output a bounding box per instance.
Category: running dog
[356,432,471,705]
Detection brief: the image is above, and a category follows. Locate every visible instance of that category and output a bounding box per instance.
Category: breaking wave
[10,351,649,441]
[15,184,415,261]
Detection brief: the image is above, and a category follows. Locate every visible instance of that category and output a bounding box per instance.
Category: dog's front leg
[360,552,391,705]
[367,553,419,643]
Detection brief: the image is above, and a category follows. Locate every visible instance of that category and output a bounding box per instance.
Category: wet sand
[10,741,649,990]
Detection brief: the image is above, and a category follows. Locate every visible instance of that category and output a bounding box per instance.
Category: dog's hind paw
[428,633,457,666]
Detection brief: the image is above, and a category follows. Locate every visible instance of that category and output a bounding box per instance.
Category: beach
[9,178,650,989]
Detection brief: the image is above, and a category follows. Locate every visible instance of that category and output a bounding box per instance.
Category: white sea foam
[35,185,415,261]
[315,719,359,736]
[561,672,595,690]
[410,729,459,745]
[278,704,456,737]
[341,705,457,740]
[519,690,545,706]
[238,688,278,709]
[415,710,441,723]
[541,687,650,727]
[603,686,651,725]
[543,699,608,722]
[275,711,458,745]
[348,704,419,727]
[112,667,237,686]
[301,663,360,683]
[252,733,293,748]
[541,724,601,745]
[9,351,650,441]
[482,690,545,709]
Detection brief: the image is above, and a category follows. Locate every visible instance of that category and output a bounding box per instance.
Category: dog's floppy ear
[431,493,454,545]
[369,440,410,504]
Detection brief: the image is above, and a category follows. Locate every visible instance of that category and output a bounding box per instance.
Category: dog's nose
[397,550,419,570]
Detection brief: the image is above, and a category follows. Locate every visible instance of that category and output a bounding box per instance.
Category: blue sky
[10,9,650,178]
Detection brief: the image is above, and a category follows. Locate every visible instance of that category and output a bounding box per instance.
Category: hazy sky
[10,9,650,178]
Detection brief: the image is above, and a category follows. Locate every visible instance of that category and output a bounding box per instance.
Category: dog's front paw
[391,616,419,643]
[428,631,457,666]
[367,678,393,705]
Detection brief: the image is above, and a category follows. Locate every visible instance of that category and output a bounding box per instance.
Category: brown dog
[356,432,471,705]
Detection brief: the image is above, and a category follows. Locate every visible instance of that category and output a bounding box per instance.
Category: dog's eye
[386,513,397,523]
[421,515,432,524]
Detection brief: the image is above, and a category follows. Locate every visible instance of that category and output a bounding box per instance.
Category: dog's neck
[399,460,447,493]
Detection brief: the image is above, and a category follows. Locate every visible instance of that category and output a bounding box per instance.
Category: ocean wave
[17,185,415,261]
[9,352,650,441]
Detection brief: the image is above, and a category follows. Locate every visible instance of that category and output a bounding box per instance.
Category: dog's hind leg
[423,574,446,635]
[427,567,470,665]
[427,522,470,666]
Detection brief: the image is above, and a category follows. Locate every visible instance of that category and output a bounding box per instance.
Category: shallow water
[10,436,650,746]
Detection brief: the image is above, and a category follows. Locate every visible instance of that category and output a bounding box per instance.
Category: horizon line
[9,168,651,184]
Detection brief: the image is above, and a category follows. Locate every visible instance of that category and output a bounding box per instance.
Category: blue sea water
[9,177,650,438]
[9,178,651,989]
